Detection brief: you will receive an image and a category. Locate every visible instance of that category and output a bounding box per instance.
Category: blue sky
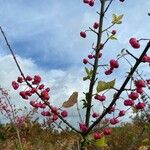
[0,0,149,70]
[0,0,150,125]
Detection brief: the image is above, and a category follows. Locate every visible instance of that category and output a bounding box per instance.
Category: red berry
[142,55,150,63]
[89,0,94,6]
[39,84,44,90]
[93,132,102,140]
[88,54,93,59]
[41,90,50,100]
[61,110,68,118]
[17,77,23,83]
[93,22,99,29]
[25,90,32,97]
[33,75,41,84]
[25,75,32,81]
[136,88,143,94]
[30,88,37,94]
[135,80,145,88]
[105,69,113,75]
[79,123,88,132]
[19,91,28,99]
[124,99,134,106]
[111,30,116,35]
[110,59,119,69]
[94,95,106,101]
[12,81,19,90]
[135,102,146,109]
[110,118,119,125]
[108,106,115,114]
[103,128,112,135]
[128,92,139,100]
[52,114,58,121]
[83,58,88,64]
[51,107,58,114]
[119,110,125,117]
[92,112,99,118]
[45,87,50,92]
[41,111,51,116]
[129,38,140,49]
[80,31,86,38]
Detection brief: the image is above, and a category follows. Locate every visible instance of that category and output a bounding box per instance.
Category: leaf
[118,14,124,20]
[97,79,116,93]
[62,92,78,108]
[112,14,117,24]
[109,35,117,40]
[95,137,107,148]
[83,76,90,81]
[112,14,124,24]
[85,67,90,76]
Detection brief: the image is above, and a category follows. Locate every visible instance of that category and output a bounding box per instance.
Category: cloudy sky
[0,0,150,126]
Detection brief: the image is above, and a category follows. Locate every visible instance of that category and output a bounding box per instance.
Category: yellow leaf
[97,79,116,93]
[95,137,107,148]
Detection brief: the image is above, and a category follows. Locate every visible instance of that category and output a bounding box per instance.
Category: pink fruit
[33,75,41,84]
[103,128,112,135]
[51,107,58,114]
[135,80,145,88]
[52,114,58,121]
[83,58,88,64]
[105,69,113,75]
[110,118,119,125]
[129,38,140,49]
[93,132,102,140]
[94,95,106,101]
[93,22,99,29]
[111,30,116,35]
[80,31,86,38]
[128,92,139,100]
[89,0,94,6]
[110,59,119,69]
[41,111,51,116]
[17,77,23,83]
[124,99,134,106]
[61,110,68,118]
[79,123,88,132]
[88,54,93,59]
[39,84,44,90]
[25,75,32,81]
[136,88,144,94]
[135,102,146,109]
[119,110,125,117]
[12,81,19,90]
[92,112,99,118]
[41,90,50,100]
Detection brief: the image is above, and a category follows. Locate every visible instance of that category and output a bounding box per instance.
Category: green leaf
[89,69,93,77]
[109,35,117,40]
[83,76,90,81]
[95,137,107,148]
[85,67,90,76]
[96,79,116,93]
